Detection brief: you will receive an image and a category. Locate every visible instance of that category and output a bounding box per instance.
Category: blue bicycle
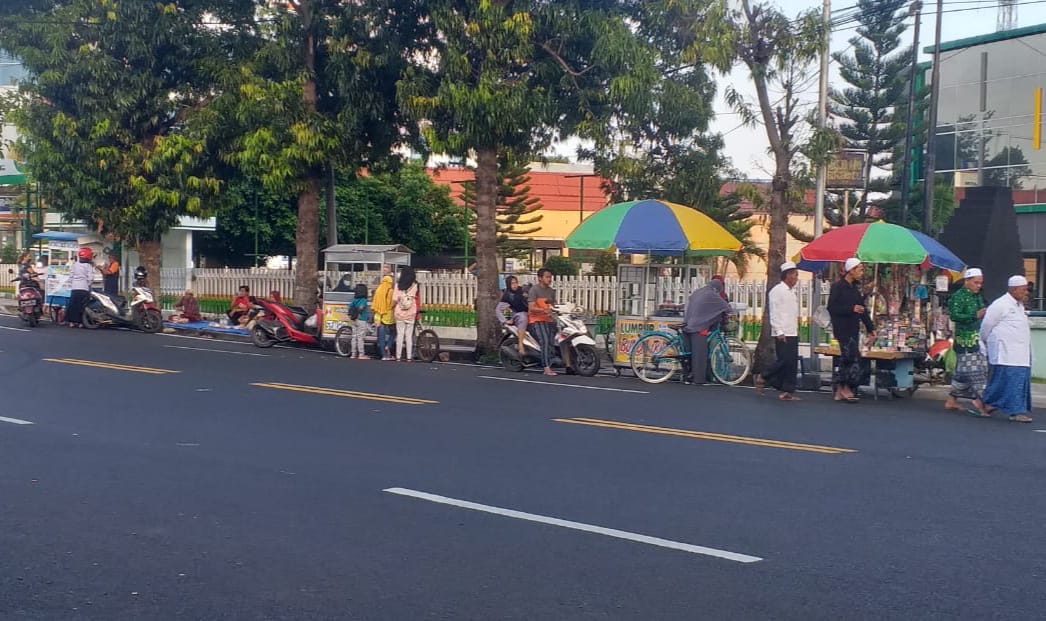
[628,324,752,385]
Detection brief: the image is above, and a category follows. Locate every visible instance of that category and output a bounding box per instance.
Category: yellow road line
[43,358,180,375]
[554,417,857,455]
[252,382,438,405]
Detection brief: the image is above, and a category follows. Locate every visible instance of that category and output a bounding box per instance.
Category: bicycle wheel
[711,336,752,386]
[415,328,440,362]
[334,325,354,358]
[629,333,683,384]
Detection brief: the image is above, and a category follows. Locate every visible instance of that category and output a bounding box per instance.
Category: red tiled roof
[427,167,613,213]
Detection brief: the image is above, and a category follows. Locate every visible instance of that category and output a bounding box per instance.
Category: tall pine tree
[829,0,910,221]
[461,153,544,261]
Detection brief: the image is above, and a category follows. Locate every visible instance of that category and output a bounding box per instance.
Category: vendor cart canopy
[565,199,743,256]
[322,244,413,265]
[0,159,28,186]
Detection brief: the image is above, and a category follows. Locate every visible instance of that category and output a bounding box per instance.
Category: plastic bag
[812,306,831,329]
[943,347,957,375]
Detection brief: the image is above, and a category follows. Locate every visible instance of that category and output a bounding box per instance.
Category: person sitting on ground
[228,285,252,327]
[170,289,203,324]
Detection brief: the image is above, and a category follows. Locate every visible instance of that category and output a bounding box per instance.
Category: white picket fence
[156,266,825,319]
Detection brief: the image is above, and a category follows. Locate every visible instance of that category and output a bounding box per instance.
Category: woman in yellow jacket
[372,274,396,360]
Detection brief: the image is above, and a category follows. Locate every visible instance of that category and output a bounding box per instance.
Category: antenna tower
[998,0,1017,31]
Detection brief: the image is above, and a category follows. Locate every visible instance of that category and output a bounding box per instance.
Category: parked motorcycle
[81,266,163,333]
[498,302,600,377]
[7,269,44,327]
[249,297,325,349]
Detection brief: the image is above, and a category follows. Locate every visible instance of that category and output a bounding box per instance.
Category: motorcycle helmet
[134,266,148,281]
[77,247,94,261]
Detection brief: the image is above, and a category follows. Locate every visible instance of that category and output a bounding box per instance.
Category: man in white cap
[827,258,875,402]
[944,267,990,416]
[980,275,1033,423]
[757,261,801,400]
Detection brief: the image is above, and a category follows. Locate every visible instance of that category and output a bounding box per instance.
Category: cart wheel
[335,325,354,358]
[415,329,440,363]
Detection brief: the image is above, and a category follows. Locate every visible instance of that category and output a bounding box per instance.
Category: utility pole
[924,0,944,234]
[326,165,338,247]
[899,0,923,226]
[813,0,830,242]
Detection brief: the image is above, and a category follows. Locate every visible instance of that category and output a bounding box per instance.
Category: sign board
[826,151,867,189]
[46,264,71,299]
[49,239,78,252]
[321,302,351,337]
[614,318,682,365]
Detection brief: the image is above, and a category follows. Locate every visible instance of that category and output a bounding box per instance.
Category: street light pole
[924,0,945,234]
[900,0,923,226]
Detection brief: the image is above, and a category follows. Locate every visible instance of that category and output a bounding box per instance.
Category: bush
[0,243,19,264]
[543,255,578,276]
[589,251,618,276]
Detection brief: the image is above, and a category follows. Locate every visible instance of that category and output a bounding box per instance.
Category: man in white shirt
[980,275,1034,423]
[757,262,801,401]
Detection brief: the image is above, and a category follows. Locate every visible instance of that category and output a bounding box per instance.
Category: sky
[709,0,1046,179]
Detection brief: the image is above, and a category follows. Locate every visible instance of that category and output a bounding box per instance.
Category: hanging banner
[826,151,867,189]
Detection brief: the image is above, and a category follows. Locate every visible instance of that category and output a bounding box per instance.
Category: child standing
[349,284,370,359]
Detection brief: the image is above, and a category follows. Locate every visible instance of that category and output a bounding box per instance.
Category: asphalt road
[2,315,1045,620]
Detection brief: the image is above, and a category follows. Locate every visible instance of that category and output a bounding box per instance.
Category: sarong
[983,364,1033,415]
[950,350,988,401]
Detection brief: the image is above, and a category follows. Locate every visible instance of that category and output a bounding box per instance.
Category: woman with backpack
[348,284,371,360]
[372,273,396,361]
[392,266,421,362]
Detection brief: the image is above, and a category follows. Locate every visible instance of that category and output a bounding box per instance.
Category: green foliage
[332,162,466,256]
[1,242,19,263]
[0,0,241,252]
[829,0,910,218]
[543,256,578,277]
[460,152,544,259]
[589,251,619,277]
[195,181,298,268]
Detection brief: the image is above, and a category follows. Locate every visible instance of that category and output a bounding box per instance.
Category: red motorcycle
[249,297,325,349]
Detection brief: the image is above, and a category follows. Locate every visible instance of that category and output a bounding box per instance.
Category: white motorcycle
[498,302,601,377]
[81,267,164,334]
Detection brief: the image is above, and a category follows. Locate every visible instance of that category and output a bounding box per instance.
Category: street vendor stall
[797,221,965,397]
[32,231,105,321]
[320,244,412,340]
[565,199,743,371]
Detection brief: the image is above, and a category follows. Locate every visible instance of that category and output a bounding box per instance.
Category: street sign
[826,151,867,189]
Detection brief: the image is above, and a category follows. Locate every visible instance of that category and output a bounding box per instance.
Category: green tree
[400,1,663,352]
[217,0,426,309]
[195,181,298,268]
[829,0,910,220]
[0,0,246,285]
[589,251,619,277]
[460,153,544,260]
[690,0,825,372]
[543,255,578,277]
[332,163,466,256]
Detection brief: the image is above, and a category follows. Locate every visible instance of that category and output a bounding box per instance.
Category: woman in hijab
[683,279,733,385]
[827,258,876,402]
[372,273,396,360]
[497,275,529,356]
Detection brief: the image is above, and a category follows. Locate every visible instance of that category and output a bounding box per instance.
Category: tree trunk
[474,146,501,355]
[294,175,321,310]
[293,0,320,311]
[755,165,791,375]
[137,236,162,292]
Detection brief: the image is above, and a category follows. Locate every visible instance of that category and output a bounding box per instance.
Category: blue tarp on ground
[164,320,250,336]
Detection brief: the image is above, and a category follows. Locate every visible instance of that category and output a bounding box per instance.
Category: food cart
[798,222,965,398]
[563,199,744,373]
[318,244,412,340]
[32,231,105,320]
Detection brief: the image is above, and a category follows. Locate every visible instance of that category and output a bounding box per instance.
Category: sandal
[966,409,992,418]
[779,393,801,401]
[1009,414,1033,423]
[754,374,766,395]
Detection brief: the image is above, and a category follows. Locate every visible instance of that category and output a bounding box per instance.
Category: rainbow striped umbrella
[796,221,964,272]
[565,199,743,256]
